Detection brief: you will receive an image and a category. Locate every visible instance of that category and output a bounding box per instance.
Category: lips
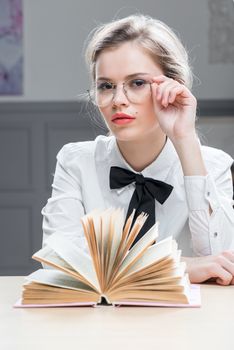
[111,112,135,122]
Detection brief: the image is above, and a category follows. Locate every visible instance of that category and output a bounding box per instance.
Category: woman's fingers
[168,86,185,104]
[153,83,177,108]
[210,263,234,286]
[207,252,234,285]
[184,251,234,285]
[222,250,234,262]
[218,252,234,275]
[152,77,189,108]
[155,79,175,98]
[161,83,177,107]
[154,81,174,104]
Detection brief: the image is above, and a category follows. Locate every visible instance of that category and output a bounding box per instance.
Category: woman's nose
[112,85,129,106]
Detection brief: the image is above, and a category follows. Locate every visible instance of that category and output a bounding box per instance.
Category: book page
[109,275,196,306]
[109,263,187,292]
[81,210,103,288]
[105,212,148,288]
[111,284,201,307]
[33,245,77,271]
[81,208,104,260]
[127,250,182,281]
[25,269,97,292]
[129,236,176,272]
[37,233,101,292]
[118,222,159,275]
[120,237,177,277]
[106,208,125,279]
[99,208,113,288]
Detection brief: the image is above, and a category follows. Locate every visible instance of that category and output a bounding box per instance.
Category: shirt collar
[107,136,178,195]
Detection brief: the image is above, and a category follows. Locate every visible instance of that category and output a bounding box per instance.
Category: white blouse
[42,135,234,257]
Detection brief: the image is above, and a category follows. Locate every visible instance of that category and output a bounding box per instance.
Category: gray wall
[0,0,234,102]
[0,102,106,275]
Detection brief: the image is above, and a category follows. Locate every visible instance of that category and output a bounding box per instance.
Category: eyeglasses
[88,76,153,108]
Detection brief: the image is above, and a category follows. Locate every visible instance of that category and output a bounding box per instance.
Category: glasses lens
[90,78,152,107]
[125,78,151,104]
[92,81,114,107]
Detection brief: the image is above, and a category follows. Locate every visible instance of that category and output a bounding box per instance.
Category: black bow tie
[109,166,173,247]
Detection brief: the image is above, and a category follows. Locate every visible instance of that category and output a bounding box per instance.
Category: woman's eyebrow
[96,73,151,81]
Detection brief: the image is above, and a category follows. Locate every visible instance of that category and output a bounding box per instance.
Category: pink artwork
[0,0,23,95]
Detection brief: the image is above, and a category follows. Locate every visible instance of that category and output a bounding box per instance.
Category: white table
[0,277,234,350]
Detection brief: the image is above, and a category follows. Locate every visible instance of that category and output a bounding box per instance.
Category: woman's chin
[109,121,161,142]
[111,128,146,142]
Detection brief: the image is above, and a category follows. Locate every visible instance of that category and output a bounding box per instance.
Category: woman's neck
[116,131,167,172]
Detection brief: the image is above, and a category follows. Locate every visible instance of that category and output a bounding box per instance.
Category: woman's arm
[42,144,89,254]
[174,135,234,256]
[152,74,234,253]
[152,75,234,284]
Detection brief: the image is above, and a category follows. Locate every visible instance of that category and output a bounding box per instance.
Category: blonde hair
[85,14,194,89]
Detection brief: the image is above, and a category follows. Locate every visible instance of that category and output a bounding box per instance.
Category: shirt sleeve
[41,144,89,255]
[183,155,234,256]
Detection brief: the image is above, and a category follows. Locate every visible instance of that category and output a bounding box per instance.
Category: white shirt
[42,135,234,257]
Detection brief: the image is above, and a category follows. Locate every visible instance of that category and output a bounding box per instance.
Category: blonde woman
[42,14,234,285]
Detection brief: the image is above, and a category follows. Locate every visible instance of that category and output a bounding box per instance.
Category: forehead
[95,42,163,80]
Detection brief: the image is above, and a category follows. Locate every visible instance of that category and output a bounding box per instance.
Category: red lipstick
[111,112,135,125]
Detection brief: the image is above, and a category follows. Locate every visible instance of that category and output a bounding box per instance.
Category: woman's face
[95,41,164,142]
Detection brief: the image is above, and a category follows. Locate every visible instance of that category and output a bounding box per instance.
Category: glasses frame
[87,76,154,108]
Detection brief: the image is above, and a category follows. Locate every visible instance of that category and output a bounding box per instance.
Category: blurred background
[0,0,233,275]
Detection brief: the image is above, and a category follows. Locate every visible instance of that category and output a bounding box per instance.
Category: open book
[15,208,201,308]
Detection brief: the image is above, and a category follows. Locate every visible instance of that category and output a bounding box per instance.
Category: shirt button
[214,232,218,237]
[207,191,210,196]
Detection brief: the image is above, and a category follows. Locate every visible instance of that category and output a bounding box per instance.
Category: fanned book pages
[15,208,201,308]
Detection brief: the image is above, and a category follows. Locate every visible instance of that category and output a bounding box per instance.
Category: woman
[42,14,234,285]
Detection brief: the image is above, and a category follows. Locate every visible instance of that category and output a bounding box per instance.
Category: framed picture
[0,0,23,95]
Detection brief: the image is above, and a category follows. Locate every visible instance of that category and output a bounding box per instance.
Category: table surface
[0,277,234,350]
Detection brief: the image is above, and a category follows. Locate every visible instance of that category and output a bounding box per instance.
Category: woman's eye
[97,82,113,90]
[129,79,147,88]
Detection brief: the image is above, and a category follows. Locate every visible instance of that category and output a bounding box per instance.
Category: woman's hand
[182,251,234,285]
[151,75,197,143]
[151,75,208,177]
